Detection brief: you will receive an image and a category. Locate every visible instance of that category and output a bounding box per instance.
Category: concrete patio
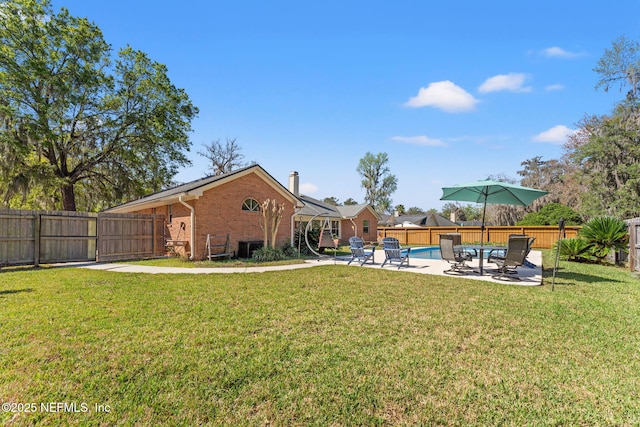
[339,247,543,286]
[75,247,543,286]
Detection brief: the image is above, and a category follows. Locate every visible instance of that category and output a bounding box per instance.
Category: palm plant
[579,216,629,261]
[556,237,593,262]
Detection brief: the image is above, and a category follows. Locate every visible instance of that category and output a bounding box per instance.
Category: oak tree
[0,0,197,211]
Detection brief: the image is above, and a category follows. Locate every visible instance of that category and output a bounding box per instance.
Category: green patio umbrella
[440,179,548,245]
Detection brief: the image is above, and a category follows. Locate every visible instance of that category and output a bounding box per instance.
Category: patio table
[456,244,506,275]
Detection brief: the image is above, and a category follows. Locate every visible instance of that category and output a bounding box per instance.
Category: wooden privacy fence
[378,226,581,249]
[0,209,165,267]
[97,213,166,262]
[627,219,640,272]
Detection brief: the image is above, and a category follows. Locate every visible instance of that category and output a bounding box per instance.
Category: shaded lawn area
[1,255,639,426]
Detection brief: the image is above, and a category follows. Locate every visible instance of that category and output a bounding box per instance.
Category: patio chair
[440,234,473,274]
[491,235,530,280]
[381,237,410,269]
[442,232,477,259]
[347,236,376,266]
[488,235,536,268]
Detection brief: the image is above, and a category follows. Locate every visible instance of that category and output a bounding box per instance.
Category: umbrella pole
[551,218,565,291]
[479,198,488,274]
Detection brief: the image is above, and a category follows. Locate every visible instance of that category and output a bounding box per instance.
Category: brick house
[107,165,379,259]
[289,172,380,246]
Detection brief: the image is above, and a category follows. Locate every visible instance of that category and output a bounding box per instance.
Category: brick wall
[340,208,379,244]
[129,171,379,259]
[191,173,295,259]
[130,172,296,259]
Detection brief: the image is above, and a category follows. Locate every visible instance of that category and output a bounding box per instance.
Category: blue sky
[54,0,640,210]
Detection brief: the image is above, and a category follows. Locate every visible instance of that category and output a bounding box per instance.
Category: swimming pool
[410,247,442,260]
[410,246,497,260]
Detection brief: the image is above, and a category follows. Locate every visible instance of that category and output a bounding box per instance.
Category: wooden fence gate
[628,219,640,272]
[0,209,165,267]
[97,213,165,262]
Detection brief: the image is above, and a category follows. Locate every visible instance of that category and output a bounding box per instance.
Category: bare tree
[259,199,285,249]
[594,35,640,99]
[199,138,246,176]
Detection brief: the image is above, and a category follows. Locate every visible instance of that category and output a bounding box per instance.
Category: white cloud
[404,80,479,113]
[532,125,576,144]
[478,73,532,93]
[392,135,447,147]
[300,182,318,194]
[544,84,564,91]
[541,46,585,58]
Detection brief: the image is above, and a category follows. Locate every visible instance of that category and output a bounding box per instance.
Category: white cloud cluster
[533,125,575,144]
[300,182,318,194]
[478,73,532,93]
[544,84,564,91]
[404,80,479,113]
[541,46,585,58]
[392,135,446,147]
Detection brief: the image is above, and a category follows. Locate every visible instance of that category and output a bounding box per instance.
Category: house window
[168,204,173,223]
[242,198,261,212]
[363,220,370,234]
[331,220,340,237]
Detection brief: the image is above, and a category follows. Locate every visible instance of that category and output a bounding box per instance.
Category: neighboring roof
[106,164,301,213]
[378,214,396,226]
[295,195,380,220]
[295,195,340,218]
[335,204,380,220]
[423,213,458,227]
[379,213,458,227]
[459,220,484,227]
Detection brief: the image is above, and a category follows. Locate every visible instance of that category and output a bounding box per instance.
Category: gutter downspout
[178,195,195,260]
[290,211,297,247]
[291,204,303,248]
[349,218,358,237]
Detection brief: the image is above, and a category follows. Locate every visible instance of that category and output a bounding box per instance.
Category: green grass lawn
[1,253,639,426]
[122,246,350,268]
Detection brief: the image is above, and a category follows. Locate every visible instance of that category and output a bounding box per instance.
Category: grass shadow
[0,265,46,274]
[553,269,622,284]
[0,288,34,296]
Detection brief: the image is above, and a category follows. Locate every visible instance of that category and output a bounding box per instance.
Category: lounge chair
[488,235,536,268]
[491,235,530,280]
[440,234,473,274]
[347,236,376,266]
[381,237,410,269]
[441,232,477,259]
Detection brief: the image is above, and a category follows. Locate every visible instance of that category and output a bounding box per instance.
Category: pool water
[410,247,498,260]
[410,247,442,260]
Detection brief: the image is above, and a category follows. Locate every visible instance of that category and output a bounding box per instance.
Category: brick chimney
[289,171,299,196]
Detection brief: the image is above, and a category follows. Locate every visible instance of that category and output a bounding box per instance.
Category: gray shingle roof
[107,164,378,221]
[107,164,294,212]
[296,196,377,219]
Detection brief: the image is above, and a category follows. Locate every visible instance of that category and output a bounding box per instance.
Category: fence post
[152,215,157,257]
[34,213,41,267]
[96,213,101,262]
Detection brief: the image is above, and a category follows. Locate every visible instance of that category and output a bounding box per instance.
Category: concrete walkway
[76,249,543,286]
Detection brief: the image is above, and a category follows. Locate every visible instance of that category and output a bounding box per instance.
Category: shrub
[556,237,593,262]
[579,216,629,261]
[294,226,321,255]
[251,246,286,262]
[281,242,299,258]
[518,203,582,226]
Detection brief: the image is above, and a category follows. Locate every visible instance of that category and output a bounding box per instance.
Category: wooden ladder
[206,234,231,260]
